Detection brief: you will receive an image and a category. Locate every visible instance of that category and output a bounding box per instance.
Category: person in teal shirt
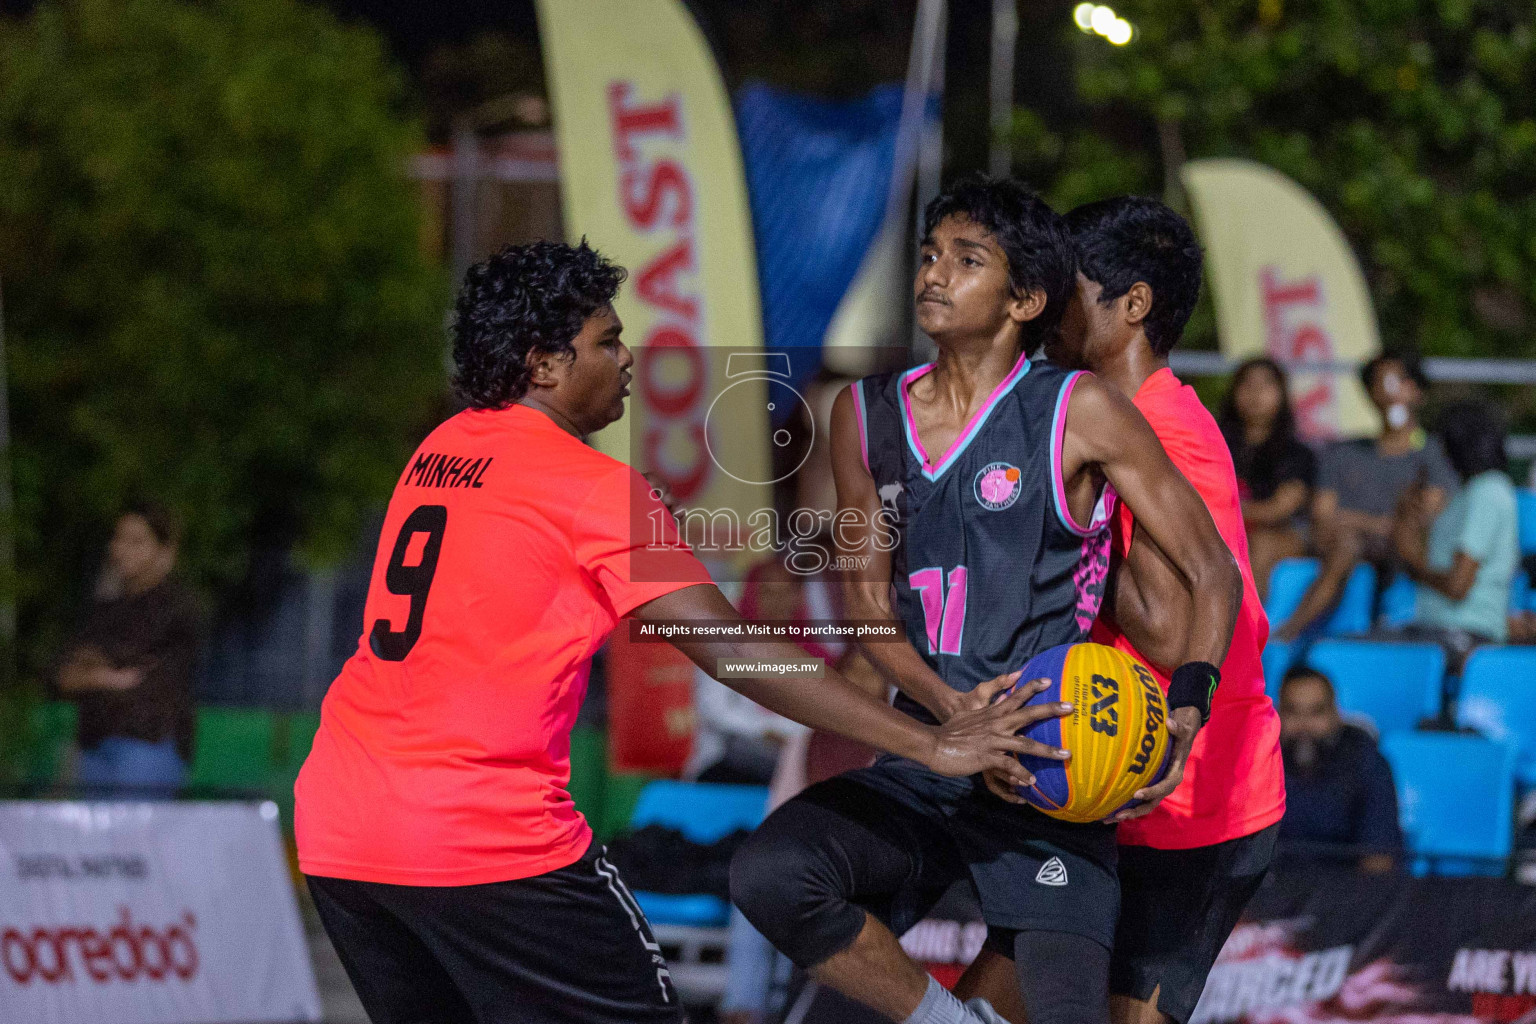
[1394,401,1519,668]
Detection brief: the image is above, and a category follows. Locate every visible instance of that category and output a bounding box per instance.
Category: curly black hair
[922,174,1077,349]
[451,239,627,409]
[1065,196,1203,356]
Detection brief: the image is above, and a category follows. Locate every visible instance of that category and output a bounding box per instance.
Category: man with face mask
[1275,349,1457,640]
[1276,666,1402,874]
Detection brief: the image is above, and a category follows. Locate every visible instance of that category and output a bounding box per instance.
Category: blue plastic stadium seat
[627,781,769,927]
[1378,573,1419,630]
[1518,490,1536,558]
[1264,558,1318,627]
[1456,646,1536,788]
[1304,640,1444,736]
[1380,732,1516,876]
[1512,570,1532,615]
[1330,563,1377,635]
[1262,640,1297,706]
[632,891,737,928]
[1263,558,1375,637]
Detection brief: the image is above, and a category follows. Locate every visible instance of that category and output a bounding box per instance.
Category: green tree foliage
[1014,0,1536,360]
[0,0,448,690]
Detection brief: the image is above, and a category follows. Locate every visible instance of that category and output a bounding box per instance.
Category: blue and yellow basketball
[1011,642,1173,823]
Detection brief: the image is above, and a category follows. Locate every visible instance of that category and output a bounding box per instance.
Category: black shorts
[1109,824,1278,1024]
[798,755,1119,948]
[306,840,683,1024]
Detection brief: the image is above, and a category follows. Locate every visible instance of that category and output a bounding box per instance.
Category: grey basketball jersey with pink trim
[852,354,1115,724]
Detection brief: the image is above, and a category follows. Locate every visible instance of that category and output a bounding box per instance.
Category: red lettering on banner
[1260,267,1337,439]
[608,77,710,502]
[2,928,33,984]
[1293,385,1332,428]
[0,908,198,986]
[635,240,699,320]
[1472,994,1536,1022]
[80,928,112,982]
[34,928,67,982]
[607,83,682,162]
[622,161,692,229]
[640,328,705,416]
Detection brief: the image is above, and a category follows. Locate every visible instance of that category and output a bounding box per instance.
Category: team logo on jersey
[974,462,1022,511]
[1035,856,1069,886]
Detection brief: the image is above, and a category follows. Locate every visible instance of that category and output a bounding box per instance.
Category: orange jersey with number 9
[295,404,711,886]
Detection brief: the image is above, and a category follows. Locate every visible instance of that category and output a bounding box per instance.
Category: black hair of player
[1440,400,1508,481]
[1065,196,1203,356]
[123,500,182,547]
[1281,664,1334,700]
[922,174,1076,349]
[1359,347,1430,394]
[1218,356,1300,476]
[452,239,627,410]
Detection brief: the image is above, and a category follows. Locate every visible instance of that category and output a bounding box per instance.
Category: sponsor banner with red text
[1183,159,1380,440]
[0,801,320,1024]
[535,0,770,504]
[798,868,1536,1024]
[537,0,776,772]
[1193,866,1536,1024]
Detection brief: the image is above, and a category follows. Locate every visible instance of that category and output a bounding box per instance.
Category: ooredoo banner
[0,801,321,1024]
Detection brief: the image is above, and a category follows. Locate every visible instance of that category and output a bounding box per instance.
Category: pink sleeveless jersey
[1091,369,1285,849]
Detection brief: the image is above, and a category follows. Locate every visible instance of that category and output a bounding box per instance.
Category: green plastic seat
[189,707,278,794]
[24,701,78,786]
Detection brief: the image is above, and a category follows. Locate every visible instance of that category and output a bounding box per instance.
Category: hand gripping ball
[1010,642,1173,823]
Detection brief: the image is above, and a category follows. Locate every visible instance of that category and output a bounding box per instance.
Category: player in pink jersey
[958,197,1284,1024]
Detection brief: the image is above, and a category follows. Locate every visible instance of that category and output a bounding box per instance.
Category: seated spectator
[1278,666,1402,873]
[1390,400,1519,671]
[1277,348,1457,640]
[1219,357,1316,597]
[55,503,202,795]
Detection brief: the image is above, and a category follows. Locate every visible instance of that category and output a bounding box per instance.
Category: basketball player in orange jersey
[959,197,1286,1024]
[294,240,1058,1024]
[731,177,1242,1024]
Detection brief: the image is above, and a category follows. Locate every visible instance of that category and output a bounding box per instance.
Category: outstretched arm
[1063,375,1241,674]
[1064,376,1241,821]
[633,582,1064,784]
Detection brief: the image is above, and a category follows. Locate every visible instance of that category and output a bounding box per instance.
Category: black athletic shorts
[982,824,1277,1024]
[820,754,1119,947]
[306,840,683,1024]
[1108,824,1278,1024]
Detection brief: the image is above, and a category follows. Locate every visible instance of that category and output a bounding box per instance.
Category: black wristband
[1168,661,1220,724]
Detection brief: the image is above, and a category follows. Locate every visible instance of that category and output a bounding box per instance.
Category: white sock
[904,976,977,1024]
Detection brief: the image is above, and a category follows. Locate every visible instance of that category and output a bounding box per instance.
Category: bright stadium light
[1073,2,1097,31]
[1089,5,1118,35]
[1106,17,1134,45]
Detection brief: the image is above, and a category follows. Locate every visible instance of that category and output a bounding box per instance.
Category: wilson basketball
[1011,642,1173,823]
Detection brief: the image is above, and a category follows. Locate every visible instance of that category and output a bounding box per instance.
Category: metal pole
[450,120,481,292]
[989,0,1018,178]
[300,568,337,710]
[911,0,947,360]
